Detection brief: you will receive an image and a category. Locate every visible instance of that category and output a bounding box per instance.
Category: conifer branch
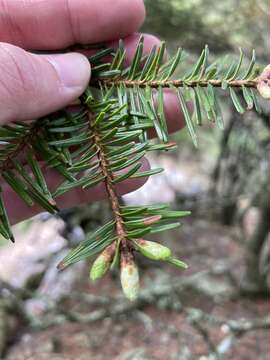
[0,37,270,300]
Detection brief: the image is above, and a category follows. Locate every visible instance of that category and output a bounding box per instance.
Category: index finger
[0,0,145,50]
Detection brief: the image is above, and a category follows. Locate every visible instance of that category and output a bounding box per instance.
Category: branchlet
[0,37,269,300]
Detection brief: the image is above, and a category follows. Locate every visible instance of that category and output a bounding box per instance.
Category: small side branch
[0,120,44,172]
[88,112,129,252]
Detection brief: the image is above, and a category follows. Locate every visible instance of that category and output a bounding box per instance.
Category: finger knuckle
[0,43,38,101]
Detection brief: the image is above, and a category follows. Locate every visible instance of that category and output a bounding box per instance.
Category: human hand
[0,0,185,224]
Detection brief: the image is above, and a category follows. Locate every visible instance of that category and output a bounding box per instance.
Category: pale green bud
[120,255,139,301]
[134,239,172,260]
[90,243,115,281]
[257,64,270,99]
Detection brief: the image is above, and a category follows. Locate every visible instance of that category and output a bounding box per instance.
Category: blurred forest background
[1,0,270,359]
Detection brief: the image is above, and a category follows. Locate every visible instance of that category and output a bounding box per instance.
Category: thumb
[0,43,91,124]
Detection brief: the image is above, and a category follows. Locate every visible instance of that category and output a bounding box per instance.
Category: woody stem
[88,112,129,253]
[96,78,258,89]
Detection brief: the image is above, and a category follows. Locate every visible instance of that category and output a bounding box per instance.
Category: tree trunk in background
[241,203,270,295]
[0,300,7,358]
[210,116,238,225]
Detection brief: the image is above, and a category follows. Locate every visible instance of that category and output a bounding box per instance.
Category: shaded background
[1,1,270,359]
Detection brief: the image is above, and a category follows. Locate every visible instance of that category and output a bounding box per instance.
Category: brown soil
[5,220,270,360]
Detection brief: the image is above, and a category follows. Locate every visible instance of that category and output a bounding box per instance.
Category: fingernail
[47,53,91,90]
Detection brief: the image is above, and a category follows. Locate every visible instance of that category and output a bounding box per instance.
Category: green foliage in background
[144,0,270,57]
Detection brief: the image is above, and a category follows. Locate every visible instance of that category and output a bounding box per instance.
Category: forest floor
[4,217,270,360]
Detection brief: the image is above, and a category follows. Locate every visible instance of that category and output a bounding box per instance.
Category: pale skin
[0,0,185,224]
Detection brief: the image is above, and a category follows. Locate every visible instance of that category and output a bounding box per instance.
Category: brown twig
[0,119,44,172]
[88,112,130,253]
[97,78,258,89]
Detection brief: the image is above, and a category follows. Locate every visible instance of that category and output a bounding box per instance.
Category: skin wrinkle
[0,0,43,47]
[65,0,77,45]
[0,0,21,45]
[0,0,76,48]
[115,0,143,39]
[0,44,42,121]
[0,59,13,99]
[45,54,66,92]
[0,0,146,49]
[0,45,30,117]
[1,44,30,93]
